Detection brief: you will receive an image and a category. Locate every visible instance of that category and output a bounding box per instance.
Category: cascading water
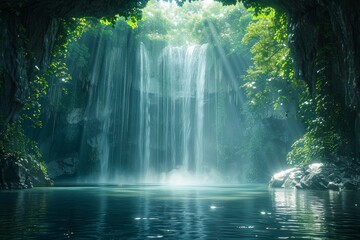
[193,45,207,176]
[79,30,134,183]
[139,44,212,181]
[138,43,151,181]
[81,34,114,183]
[134,43,218,184]
[41,1,298,185]
[79,29,234,184]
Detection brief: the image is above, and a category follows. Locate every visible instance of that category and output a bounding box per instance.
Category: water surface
[1,185,359,239]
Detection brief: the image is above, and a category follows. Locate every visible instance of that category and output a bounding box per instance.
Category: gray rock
[47,156,79,179]
[300,171,328,190]
[269,162,360,191]
[0,154,50,189]
[66,108,84,124]
[269,167,299,188]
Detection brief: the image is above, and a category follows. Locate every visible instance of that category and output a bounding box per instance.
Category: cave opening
[32,0,304,185]
[1,0,360,239]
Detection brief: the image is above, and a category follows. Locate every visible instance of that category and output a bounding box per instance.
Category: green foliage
[135,0,251,53]
[20,18,90,127]
[0,119,47,172]
[21,73,47,128]
[0,120,50,180]
[98,0,148,29]
[1,17,90,180]
[134,1,172,43]
[190,1,252,54]
[100,15,140,29]
[0,121,38,158]
[242,8,305,118]
[287,47,353,165]
[241,6,353,166]
[51,18,89,80]
[1,0,145,182]
[100,16,120,26]
[215,0,267,16]
[35,0,147,115]
[38,18,91,116]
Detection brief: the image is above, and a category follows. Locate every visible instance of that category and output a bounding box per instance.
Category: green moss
[0,120,52,186]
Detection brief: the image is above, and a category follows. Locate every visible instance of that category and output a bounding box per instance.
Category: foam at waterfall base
[160,167,222,186]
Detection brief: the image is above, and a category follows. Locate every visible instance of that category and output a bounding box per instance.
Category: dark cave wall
[248,0,360,106]
[0,0,148,127]
[249,0,360,157]
[285,0,360,109]
[0,11,59,124]
[286,0,360,157]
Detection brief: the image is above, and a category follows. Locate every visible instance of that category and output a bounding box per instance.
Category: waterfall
[193,45,207,176]
[138,43,151,181]
[81,33,114,182]
[136,43,213,183]
[79,29,224,184]
[79,30,132,182]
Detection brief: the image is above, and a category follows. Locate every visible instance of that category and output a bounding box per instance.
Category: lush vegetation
[135,0,251,52]
[137,1,356,169]
[0,120,49,179]
[0,3,144,183]
[1,0,356,184]
[241,6,355,166]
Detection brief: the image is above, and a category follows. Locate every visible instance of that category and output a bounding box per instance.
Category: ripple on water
[0,186,360,239]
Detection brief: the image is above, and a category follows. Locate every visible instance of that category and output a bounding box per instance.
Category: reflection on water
[271,189,360,239]
[0,185,359,239]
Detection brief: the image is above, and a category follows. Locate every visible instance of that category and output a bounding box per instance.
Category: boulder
[269,162,360,191]
[269,167,305,188]
[0,154,51,189]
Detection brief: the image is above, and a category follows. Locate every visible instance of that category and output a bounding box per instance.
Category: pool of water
[0,185,359,239]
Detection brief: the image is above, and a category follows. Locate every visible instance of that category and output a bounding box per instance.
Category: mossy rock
[0,153,52,189]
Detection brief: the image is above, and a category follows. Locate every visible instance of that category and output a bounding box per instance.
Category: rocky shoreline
[269,162,360,191]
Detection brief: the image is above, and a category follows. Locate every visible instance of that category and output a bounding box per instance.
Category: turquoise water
[0,185,359,239]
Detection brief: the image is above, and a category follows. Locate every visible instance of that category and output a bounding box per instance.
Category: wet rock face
[269,162,360,190]
[38,109,85,180]
[287,0,360,108]
[0,17,29,125]
[290,1,360,154]
[0,154,51,189]
[47,156,79,179]
[0,14,59,127]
